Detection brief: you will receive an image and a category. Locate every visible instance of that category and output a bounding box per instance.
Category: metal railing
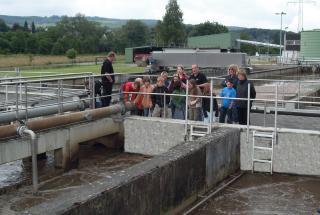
[1,70,320,132]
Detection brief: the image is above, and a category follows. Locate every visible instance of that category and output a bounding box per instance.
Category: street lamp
[284,27,288,63]
[275,12,286,63]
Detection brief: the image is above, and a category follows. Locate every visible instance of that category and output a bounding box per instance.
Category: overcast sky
[1,0,319,32]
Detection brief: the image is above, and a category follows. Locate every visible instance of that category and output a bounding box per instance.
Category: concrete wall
[23,127,240,215]
[124,117,186,155]
[240,127,320,176]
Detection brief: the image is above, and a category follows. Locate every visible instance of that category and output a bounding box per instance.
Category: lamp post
[275,12,286,64]
[284,27,288,63]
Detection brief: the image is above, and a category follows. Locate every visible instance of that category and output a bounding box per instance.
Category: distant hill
[0,15,159,28]
[229,27,280,44]
[0,15,280,44]
[228,26,246,31]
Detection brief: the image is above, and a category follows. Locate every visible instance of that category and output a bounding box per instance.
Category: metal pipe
[17,126,38,193]
[164,93,166,118]
[25,82,28,121]
[209,79,213,133]
[275,84,278,144]
[0,100,88,124]
[0,102,134,139]
[185,80,189,139]
[246,83,251,144]
[298,81,301,109]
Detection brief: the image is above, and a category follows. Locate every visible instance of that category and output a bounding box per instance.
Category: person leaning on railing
[176,64,188,84]
[122,78,142,103]
[235,69,256,125]
[168,74,186,120]
[202,83,219,123]
[188,79,202,121]
[151,76,170,118]
[134,76,153,117]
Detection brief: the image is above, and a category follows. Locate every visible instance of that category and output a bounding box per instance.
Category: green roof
[187,32,240,49]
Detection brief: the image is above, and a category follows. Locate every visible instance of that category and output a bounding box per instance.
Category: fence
[1,70,320,134]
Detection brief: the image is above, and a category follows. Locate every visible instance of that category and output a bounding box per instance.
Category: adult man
[122,78,142,103]
[101,52,116,107]
[189,64,207,85]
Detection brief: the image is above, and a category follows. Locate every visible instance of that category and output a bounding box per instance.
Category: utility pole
[275,12,286,63]
[288,0,316,32]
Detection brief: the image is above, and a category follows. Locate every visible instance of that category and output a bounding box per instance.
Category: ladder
[252,131,275,174]
[189,124,210,141]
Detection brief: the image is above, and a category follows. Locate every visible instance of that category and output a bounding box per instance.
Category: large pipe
[17,126,38,193]
[0,100,88,124]
[0,102,134,139]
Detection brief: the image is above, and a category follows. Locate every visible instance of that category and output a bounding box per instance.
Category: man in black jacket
[101,51,116,107]
[189,64,207,85]
[236,70,256,125]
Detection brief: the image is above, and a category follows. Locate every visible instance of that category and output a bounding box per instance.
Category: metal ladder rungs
[189,124,210,141]
[192,131,208,134]
[253,159,272,163]
[252,130,275,174]
[253,132,274,138]
[191,133,206,137]
[253,146,273,151]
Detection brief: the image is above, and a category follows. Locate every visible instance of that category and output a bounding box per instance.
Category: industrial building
[187,32,240,51]
[300,30,320,59]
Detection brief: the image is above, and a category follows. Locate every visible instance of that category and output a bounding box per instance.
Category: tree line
[0,0,280,56]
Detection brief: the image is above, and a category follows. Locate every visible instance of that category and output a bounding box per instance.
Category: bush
[66,48,78,60]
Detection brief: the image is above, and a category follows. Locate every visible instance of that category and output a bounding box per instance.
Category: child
[151,77,170,118]
[219,79,237,124]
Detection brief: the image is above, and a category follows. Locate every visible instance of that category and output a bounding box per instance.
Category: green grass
[0,63,145,78]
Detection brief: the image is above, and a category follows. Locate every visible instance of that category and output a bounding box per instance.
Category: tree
[189,21,228,37]
[66,48,78,60]
[0,19,9,32]
[121,20,149,47]
[12,23,23,31]
[24,20,29,32]
[0,38,11,53]
[31,21,36,33]
[156,0,186,46]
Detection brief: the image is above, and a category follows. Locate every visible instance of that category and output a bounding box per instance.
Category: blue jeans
[172,106,185,120]
[219,107,235,123]
[144,108,152,117]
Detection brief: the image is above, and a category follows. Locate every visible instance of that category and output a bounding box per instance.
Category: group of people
[98,51,256,125]
[219,64,256,125]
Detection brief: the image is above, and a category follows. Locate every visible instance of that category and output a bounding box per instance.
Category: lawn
[0,63,145,78]
[22,63,144,75]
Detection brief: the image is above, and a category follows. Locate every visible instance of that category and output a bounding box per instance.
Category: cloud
[0,0,319,31]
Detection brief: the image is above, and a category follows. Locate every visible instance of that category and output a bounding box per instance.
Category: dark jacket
[189,72,207,85]
[151,86,170,108]
[221,75,238,89]
[101,59,114,84]
[202,94,219,117]
[236,79,256,108]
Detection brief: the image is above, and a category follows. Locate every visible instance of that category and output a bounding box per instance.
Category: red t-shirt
[122,82,138,102]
